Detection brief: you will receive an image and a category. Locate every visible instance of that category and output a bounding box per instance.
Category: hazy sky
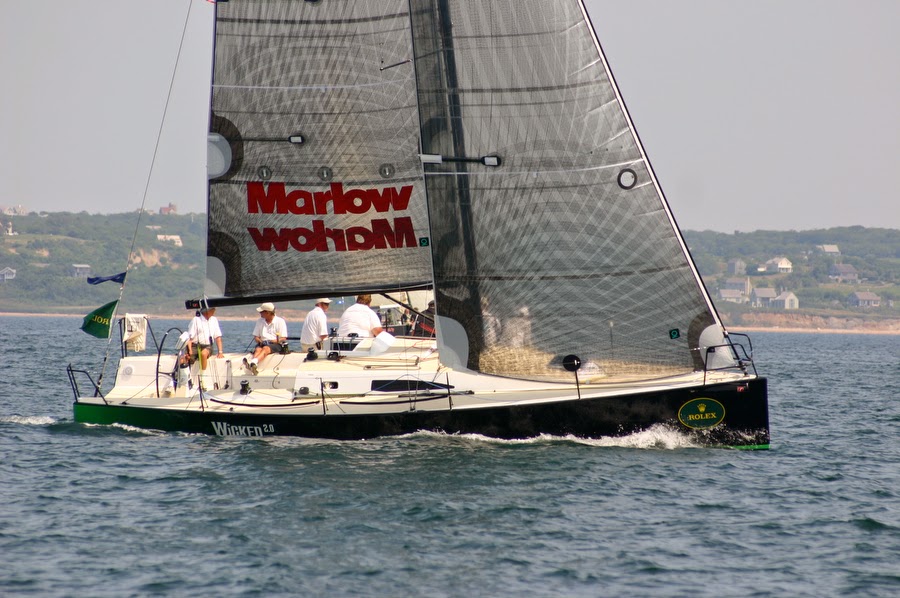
[1,0,897,233]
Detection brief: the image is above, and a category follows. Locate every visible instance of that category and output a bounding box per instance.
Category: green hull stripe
[74,402,208,434]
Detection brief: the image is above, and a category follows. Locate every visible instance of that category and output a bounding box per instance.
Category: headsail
[409,0,721,381]
[206,1,432,304]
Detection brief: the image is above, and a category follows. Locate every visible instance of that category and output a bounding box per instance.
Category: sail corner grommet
[617,168,637,189]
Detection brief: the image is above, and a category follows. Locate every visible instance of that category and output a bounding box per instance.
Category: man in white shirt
[186,306,224,370]
[337,294,384,338]
[300,298,331,351]
[244,302,288,374]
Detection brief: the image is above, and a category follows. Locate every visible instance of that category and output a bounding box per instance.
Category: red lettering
[288,221,327,251]
[372,186,413,212]
[247,181,413,215]
[247,182,282,214]
[248,227,291,251]
[344,186,371,215]
[282,189,314,215]
[247,218,418,252]
[323,222,347,251]
[345,226,372,250]
[313,188,336,215]
[371,217,416,249]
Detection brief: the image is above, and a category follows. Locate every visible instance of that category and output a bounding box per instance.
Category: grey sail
[206,0,433,303]
[410,0,720,381]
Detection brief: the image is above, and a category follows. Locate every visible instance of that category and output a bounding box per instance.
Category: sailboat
[69,0,769,448]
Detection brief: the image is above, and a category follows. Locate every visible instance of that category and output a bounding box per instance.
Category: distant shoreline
[730,326,900,335]
[4,311,899,335]
[0,311,276,322]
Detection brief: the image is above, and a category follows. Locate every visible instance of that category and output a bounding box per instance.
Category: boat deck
[79,335,754,417]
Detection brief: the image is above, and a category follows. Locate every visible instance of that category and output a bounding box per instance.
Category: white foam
[573,424,701,449]
[79,422,166,436]
[0,415,57,426]
[400,425,700,449]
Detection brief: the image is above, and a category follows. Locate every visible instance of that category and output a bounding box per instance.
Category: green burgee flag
[81,300,118,339]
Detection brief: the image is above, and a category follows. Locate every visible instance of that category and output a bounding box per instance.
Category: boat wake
[107,422,176,436]
[400,425,700,450]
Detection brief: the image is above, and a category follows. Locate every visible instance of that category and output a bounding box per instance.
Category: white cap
[315,298,332,304]
[256,302,275,312]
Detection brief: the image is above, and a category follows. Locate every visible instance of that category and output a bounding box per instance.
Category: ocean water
[1,315,899,597]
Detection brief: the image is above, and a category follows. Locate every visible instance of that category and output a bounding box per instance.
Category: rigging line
[97,0,197,393]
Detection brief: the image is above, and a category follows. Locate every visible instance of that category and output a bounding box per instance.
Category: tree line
[2,211,898,313]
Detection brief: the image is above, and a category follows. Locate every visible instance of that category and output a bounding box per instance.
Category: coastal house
[829,263,859,284]
[763,257,793,274]
[815,244,841,256]
[750,287,777,307]
[159,203,178,215]
[726,258,746,276]
[717,289,746,304]
[771,291,799,310]
[722,277,751,296]
[0,267,15,282]
[157,234,183,247]
[847,291,880,308]
[72,264,91,279]
[1,204,27,216]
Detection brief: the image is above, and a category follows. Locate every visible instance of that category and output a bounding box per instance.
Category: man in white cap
[244,302,288,374]
[300,298,331,351]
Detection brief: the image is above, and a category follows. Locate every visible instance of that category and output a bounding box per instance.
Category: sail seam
[214,79,411,91]
[424,162,647,177]
[445,266,684,282]
[217,13,409,26]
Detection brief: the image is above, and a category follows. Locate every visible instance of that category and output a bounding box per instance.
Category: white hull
[78,336,752,417]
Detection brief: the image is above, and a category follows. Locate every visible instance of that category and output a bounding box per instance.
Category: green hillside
[2,212,899,319]
[683,228,900,312]
[0,212,206,314]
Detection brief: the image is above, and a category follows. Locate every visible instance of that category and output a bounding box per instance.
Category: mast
[410,0,488,368]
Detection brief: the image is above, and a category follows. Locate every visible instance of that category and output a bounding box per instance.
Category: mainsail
[409,0,721,381]
[206,0,432,303]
